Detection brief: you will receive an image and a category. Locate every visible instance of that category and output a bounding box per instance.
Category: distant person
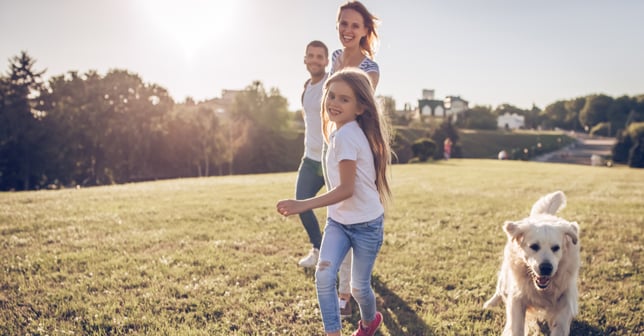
[277,68,392,336]
[443,138,453,160]
[498,149,508,160]
[294,40,330,268]
[329,0,381,319]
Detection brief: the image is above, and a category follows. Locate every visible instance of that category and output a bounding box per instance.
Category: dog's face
[504,217,578,291]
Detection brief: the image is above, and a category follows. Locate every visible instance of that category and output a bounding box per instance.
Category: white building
[416,89,469,122]
[497,112,525,130]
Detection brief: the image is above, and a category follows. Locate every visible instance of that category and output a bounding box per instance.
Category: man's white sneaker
[340,298,352,318]
[298,248,319,268]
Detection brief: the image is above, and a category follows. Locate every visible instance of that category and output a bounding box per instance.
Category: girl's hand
[276,199,305,217]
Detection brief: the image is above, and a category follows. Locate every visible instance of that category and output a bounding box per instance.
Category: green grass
[1,160,642,335]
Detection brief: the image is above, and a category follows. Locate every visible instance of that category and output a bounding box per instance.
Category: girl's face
[325,80,362,128]
[337,8,367,49]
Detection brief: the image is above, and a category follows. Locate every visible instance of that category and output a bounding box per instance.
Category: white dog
[484,191,580,336]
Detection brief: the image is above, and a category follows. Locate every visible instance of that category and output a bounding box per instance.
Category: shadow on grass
[301,266,315,278]
[300,270,433,334]
[372,274,435,336]
[538,319,607,335]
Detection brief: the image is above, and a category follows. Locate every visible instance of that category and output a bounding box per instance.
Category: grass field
[1,160,642,335]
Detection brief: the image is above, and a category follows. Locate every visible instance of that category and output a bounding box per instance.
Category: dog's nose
[539,262,553,276]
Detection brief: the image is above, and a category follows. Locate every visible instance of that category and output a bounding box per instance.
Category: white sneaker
[298,248,319,268]
[339,298,352,318]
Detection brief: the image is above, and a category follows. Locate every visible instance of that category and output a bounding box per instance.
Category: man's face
[304,46,328,77]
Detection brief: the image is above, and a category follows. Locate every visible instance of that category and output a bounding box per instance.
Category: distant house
[497,112,525,130]
[415,89,469,122]
[418,99,445,118]
[444,96,469,117]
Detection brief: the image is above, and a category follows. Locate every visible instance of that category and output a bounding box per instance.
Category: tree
[192,106,224,176]
[579,94,613,130]
[564,97,586,131]
[40,69,174,185]
[455,105,497,130]
[607,95,634,135]
[230,81,290,174]
[541,101,568,129]
[0,51,47,190]
[39,71,91,186]
[411,138,436,162]
[379,95,404,125]
[432,117,461,159]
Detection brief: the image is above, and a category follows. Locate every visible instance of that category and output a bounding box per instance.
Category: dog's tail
[530,191,566,216]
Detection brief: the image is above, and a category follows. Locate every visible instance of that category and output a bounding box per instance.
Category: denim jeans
[296,157,325,249]
[316,215,384,333]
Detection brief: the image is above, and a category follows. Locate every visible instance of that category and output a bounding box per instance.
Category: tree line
[0,52,297,191]
[3,51,643,191]
[443,97,644,134]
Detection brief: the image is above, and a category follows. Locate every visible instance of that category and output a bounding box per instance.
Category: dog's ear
[565,221,579,245]
[503,221,524,243]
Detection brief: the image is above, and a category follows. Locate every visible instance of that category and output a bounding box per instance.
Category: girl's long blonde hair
[321,68,392,207]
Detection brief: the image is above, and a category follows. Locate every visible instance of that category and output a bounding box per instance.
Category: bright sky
[1,0,643,111]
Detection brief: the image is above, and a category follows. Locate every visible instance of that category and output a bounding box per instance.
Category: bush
[411,138,437,162]
[392,131,414,164]
[590,122,611,136]
[629,139,644,168]
[612,130,633,163]
[614,122,644,167]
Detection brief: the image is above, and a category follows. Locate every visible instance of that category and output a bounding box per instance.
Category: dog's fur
[484,191,580,336]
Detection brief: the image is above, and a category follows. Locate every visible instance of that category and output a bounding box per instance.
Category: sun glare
[139,0,237,61]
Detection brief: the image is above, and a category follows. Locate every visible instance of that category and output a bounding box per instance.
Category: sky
[1,0,643,111]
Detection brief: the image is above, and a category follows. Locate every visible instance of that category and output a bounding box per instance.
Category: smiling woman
[138,0,238,61]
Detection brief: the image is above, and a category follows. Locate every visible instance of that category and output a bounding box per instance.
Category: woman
[330,1,380,89]
[330,0,382,320]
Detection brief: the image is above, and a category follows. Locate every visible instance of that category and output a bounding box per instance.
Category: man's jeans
[296,157,325,249]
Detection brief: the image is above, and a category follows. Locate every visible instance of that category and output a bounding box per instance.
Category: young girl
[331,0,381,317]
[276,68,392,336]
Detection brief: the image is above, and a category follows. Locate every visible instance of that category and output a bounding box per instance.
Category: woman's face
[337,8,367,49]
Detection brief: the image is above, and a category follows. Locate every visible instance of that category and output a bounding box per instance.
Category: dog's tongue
[537,276,550,286]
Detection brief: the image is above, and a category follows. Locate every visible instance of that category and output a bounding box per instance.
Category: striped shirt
[329,49,379,75]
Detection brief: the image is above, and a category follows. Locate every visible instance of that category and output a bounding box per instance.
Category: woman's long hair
[337,1,380,59]
[321,68,392,207]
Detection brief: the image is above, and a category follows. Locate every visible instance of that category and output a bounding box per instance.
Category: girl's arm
[277,160,356,216]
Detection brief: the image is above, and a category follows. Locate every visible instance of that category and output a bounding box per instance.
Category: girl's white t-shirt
[325,120,384,224]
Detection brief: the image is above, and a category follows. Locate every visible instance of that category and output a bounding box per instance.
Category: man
[296,40,328,268]
[296,40,352,318]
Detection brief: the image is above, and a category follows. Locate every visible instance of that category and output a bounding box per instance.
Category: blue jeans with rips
[296,157,325,249]
[315,215,384,333]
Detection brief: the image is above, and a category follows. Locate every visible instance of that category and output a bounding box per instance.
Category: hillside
[393,127,576,160]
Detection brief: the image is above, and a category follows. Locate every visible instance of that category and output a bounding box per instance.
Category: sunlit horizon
[1,0,643,110]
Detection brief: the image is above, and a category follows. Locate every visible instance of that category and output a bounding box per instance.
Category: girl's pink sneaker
[351,312,382,336]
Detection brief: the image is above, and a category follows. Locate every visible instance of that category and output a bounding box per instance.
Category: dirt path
[533,132,617,165]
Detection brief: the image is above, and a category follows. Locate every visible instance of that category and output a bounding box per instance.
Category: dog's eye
[552,245,560,252]
[529,244,540,251]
